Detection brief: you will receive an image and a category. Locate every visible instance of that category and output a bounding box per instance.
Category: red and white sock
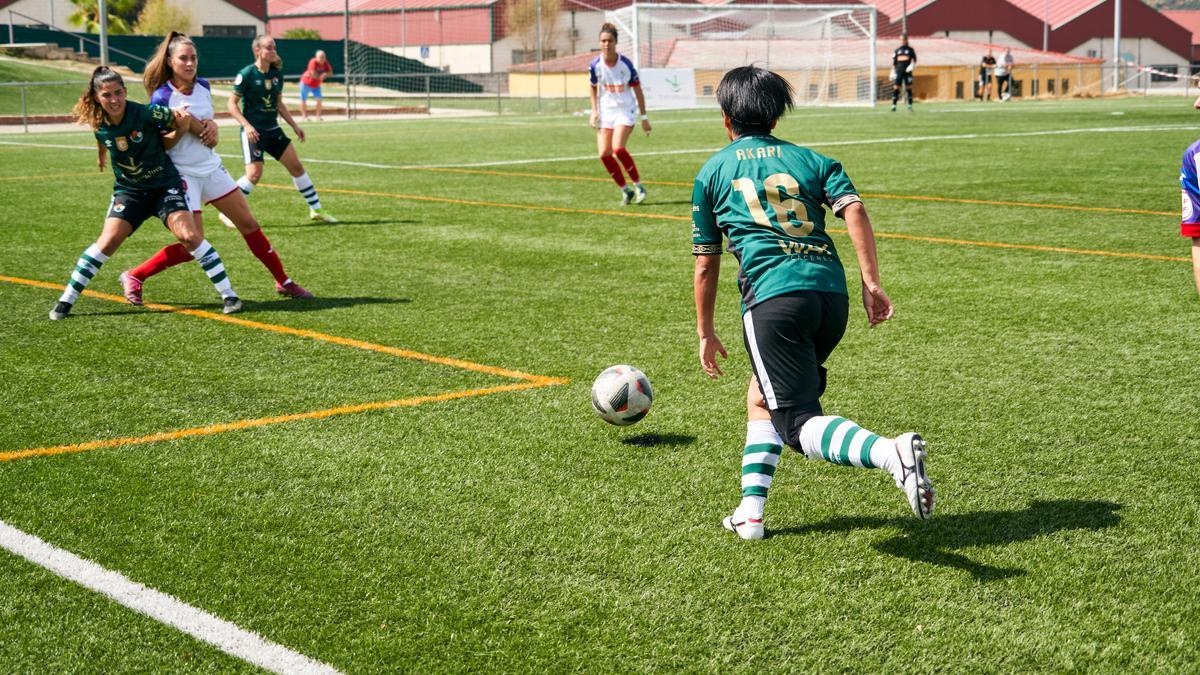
[242,228,289,285]
[129,244,192,282]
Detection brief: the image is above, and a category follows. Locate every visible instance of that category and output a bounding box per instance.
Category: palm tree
[67,0,139,35]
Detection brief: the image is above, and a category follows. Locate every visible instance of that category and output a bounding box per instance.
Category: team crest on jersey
[235,73,244,86]
[115,137,128,151]
[167,187,179,195]
[130,131,144,143]
[114,203,126,213]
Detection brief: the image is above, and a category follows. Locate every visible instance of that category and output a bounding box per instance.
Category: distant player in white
[120,31,313,305]
[589,22,651,205]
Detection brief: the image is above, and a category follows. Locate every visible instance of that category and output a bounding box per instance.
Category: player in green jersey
[691,66,935,540]
[226,34,336,224]
[49,67,242,321]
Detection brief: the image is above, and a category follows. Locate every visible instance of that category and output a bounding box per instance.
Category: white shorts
[599,107,636,130]
[181,165,239,213]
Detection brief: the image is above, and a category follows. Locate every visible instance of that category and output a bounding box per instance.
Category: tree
[505,0,561,60]
[134,0,194,35]
[68,0,140,35]
[282,28,323,40]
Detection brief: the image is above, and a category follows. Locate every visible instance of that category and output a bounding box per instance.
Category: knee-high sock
[614,148,640,183]
[129,243,192,282]
[242,228,289,285]
[798,415,898,475]
[58,244,108,304]
[292,172,322,211]
[907,87,914,105]
[189,239,236,299]
[892,87,900,105]
[738,419,784,518]
[600,155,626,187]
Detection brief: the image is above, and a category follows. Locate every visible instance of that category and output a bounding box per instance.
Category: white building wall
[3,0,76,30]
[1069,36,1187,87]
[386,44,492,74]
[939,30,1031,49]
[172,0,265,35]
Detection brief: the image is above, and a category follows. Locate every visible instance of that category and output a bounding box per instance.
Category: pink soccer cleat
[276,281,315,299]
[118,271,144,306]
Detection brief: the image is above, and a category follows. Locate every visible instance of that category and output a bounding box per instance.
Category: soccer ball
[591,365,653,426]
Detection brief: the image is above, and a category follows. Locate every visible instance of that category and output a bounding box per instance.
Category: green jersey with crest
[233,63,283,131]
[95,101,179,193]
[691,134,861,311]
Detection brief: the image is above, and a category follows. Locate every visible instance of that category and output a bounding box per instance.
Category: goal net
[605,3,878,107]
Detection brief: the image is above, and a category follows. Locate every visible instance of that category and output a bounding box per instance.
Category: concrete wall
[386,44,493,74]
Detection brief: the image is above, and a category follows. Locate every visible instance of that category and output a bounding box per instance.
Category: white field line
[1,123,1196,170]
[0,519,341,675]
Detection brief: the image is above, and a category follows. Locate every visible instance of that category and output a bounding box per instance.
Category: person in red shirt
[299,50,332,121]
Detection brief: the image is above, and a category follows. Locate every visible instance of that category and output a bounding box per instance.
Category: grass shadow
[244,296,413,313]
[771,499,1122,581]
[621,433,697,448]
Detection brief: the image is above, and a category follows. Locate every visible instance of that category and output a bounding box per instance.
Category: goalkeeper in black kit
[891,34,916,111]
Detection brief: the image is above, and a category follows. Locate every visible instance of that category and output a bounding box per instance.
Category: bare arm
[633,84,651,134]
[589,85,598,128]
[841,201,895,326]
[96,140,106,172]
[276,97,305,142]
[694,254,728,378]
[1191,237,1200,297]
[227,92,258,143]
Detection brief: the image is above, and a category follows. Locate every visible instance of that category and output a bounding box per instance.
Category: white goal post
[606,3,879,107]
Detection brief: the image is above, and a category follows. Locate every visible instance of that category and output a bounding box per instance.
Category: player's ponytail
[144,31,195,95]
[252,34,283,69]
[600,23,619,41]
[73,66,125,129]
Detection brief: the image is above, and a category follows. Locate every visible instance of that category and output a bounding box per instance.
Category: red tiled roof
[511,36,1100,72]
[1163,9,1200,45]
[268,0,495,15]
[1004,0,1104,30]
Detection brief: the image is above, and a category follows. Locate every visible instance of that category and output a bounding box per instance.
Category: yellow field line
[0,381,553,462]
[261,186,1187,263]
[0,274,561,383]
[394,167,1176,217]
[260,183,689,222]
[1,274,566,461]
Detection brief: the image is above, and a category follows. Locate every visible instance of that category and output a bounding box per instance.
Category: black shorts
[979,73,993,85]
[106,182,189,231]
[742,290,849,411]
[892,72,913,87]
[241,125,291,164]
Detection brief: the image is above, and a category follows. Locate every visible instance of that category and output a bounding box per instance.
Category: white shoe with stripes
[722,512,765,541]
[893,432,935,519]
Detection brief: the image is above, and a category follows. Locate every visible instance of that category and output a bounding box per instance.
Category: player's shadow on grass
[244,296,412,313]
[775,499,1122,581]
[621,433,696,448]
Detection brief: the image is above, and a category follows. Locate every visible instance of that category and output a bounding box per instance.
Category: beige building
[0,0,265,38]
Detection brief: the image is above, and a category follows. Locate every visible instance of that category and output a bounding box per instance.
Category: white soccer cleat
[634,183,647,204]
[621,187,635,206]
[722,512,765,541]
[893,432,934,519]
[218,211,236,228]
[310,209,338,223]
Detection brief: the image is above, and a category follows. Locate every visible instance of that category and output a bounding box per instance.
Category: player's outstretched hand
[641,118,652,135]
[861,282,895,327]
[699,333,728,379]
[293,124,306,143]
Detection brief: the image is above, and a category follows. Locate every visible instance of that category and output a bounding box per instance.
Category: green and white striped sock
[738,420,783,518]
[189,240,235,299]
[798,415,897,474]
[58,243,108,305]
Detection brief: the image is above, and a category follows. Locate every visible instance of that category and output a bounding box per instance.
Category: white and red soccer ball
[591,365,653,426]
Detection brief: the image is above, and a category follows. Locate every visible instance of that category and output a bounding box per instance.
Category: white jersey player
[588,23,651,205]
[120,31,313,307]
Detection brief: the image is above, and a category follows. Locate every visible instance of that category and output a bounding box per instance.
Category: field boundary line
[0,519,340,674]
[0,275,566,461]
[0,381,552,462]
[266,185,1188,263]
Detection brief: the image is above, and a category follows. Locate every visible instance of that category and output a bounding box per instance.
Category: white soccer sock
[189,240,236,299]
[58,243,109,304]
[738,419,783,518]
[237,176,255,195]
[292,172,321,211]
[798,415,898,475]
